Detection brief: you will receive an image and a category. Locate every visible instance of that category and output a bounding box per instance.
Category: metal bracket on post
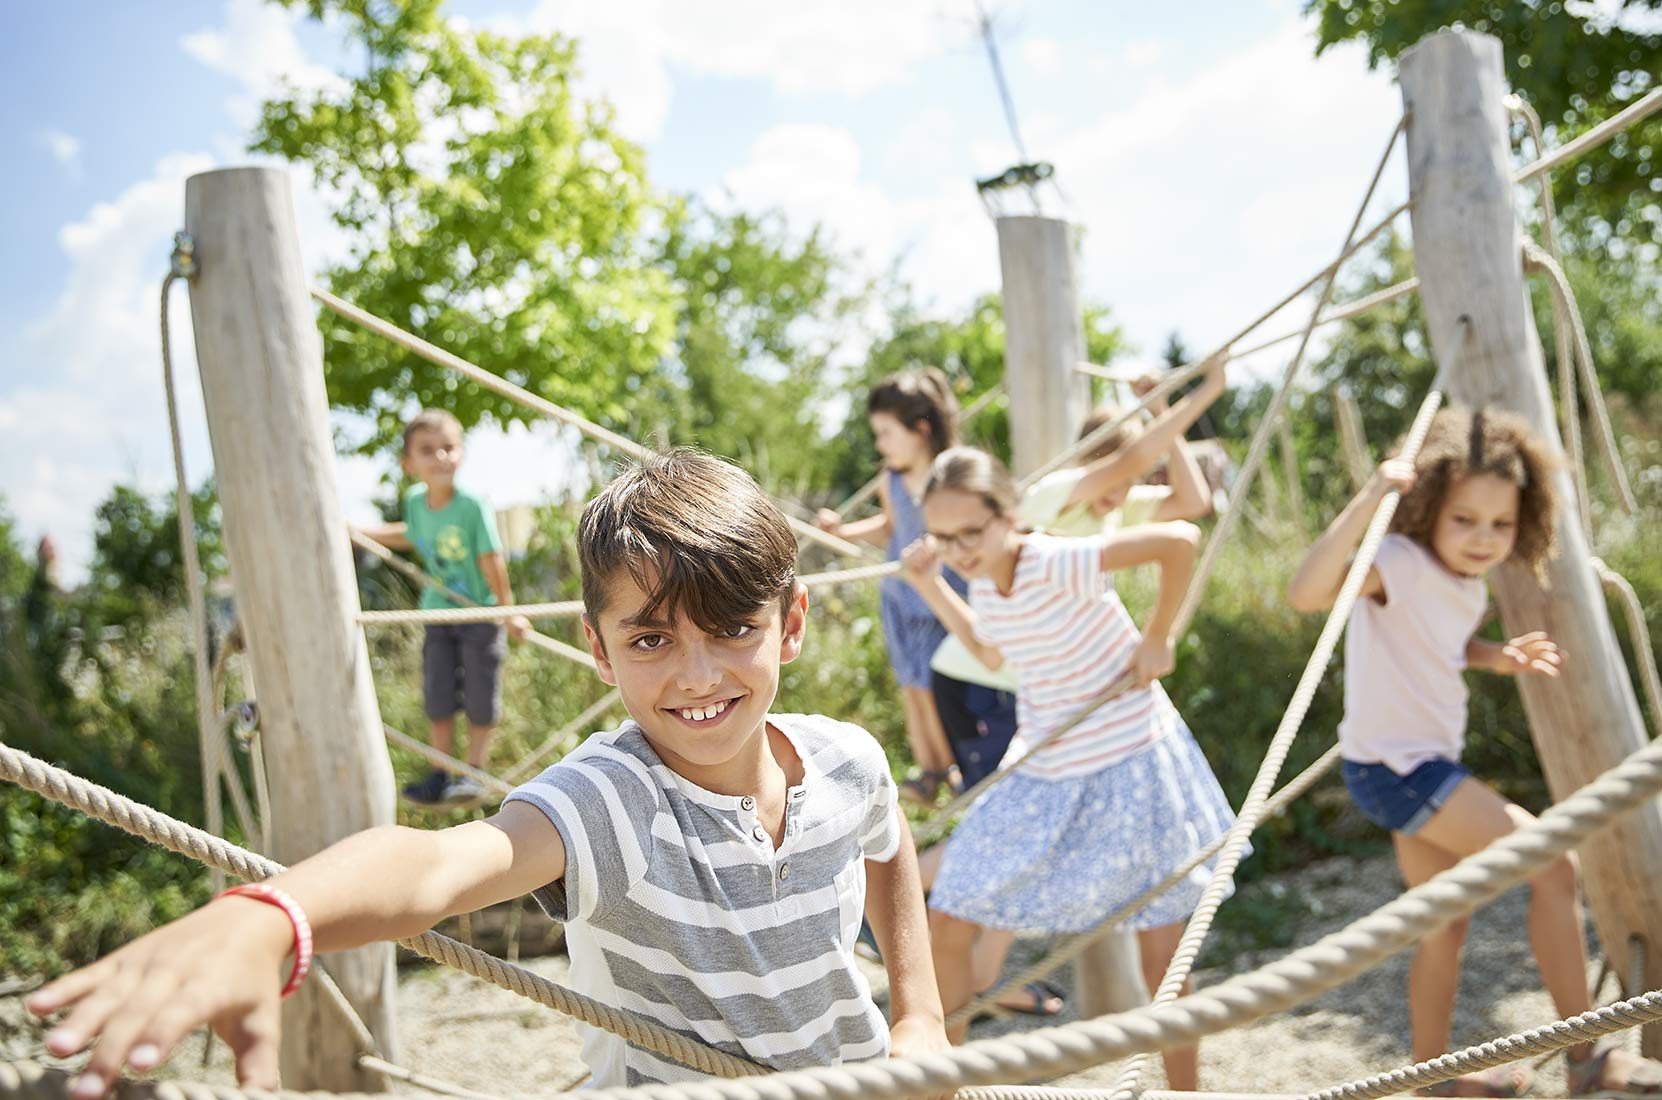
[170,232,198,280]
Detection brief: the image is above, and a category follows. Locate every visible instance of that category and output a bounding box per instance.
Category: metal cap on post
[1401,30,1662,1054]
[183,166,397,1087]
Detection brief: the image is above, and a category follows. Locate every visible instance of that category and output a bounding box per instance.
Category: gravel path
[4,852,1641,1098]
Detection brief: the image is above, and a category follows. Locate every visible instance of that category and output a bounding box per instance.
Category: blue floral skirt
[929,723,1240,933]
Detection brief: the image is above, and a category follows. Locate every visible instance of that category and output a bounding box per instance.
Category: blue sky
[1,0,1409,579]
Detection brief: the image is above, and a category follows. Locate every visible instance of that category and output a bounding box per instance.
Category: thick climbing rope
[917,114,1411,850]
[359,602,585,626]
[346,529,598,672]
[1229,278,1421,362]
[0,741,761,1080]
[1522,242,1637,516]
[310,288,873,566]
[955,744,1343,1025]
[9,727,1662,1100]
[529,733,1662,1100]
[382,725,515,798]
[1511,95,1592,531]
[835,385,1009,518]
[1594,558,1662,739]
[502,688,624,783]
[1109,330,1456,1100]
[159,257,230,892]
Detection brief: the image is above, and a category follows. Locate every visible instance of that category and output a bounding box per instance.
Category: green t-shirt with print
[402,485,502,610]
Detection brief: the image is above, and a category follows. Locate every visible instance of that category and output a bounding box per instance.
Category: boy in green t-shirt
[360,410,530,805]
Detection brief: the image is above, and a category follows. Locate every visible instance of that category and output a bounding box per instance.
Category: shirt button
[740,796,755,811]
[778,863,790,881]
[752,825,768,843]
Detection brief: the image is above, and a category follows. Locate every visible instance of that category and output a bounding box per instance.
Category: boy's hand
[1371,458,1417,497]
[888,1014,955,1099]
[25,897,294,1098]
[1498,631,1565,677]
[900,538,940,586]
[1129,634,1176,687]
[815,508,844,535]
[505,614,531,642]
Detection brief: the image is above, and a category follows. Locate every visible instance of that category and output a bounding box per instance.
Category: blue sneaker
[402,770,448,806]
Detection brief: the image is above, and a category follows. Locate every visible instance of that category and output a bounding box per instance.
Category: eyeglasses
[928,516,1002,554]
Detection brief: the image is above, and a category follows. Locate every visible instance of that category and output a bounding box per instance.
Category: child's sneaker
[442,775,487,805]
[402,770,448,806]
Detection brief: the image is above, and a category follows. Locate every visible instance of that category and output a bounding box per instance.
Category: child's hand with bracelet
[26,883,310,1099]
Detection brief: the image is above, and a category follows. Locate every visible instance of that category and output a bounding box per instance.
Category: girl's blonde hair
[923,447,1020,516]
[1391,406,1560,579]
[867,367,960,457]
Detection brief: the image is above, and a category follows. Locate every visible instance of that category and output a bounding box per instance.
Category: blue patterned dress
[880,469,967,688]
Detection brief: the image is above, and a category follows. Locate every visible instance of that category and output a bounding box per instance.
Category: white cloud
[518,0,991,142]
[40,129,83,179]
[1122,38,1166,69]
[1020,37,1063,76]
[180,0,347,127]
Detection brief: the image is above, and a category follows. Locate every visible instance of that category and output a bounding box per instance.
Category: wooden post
[185,167,398,1087]
[995,214,1145,1016]
[1401,31,1662,1054]
[996,217,1092,477]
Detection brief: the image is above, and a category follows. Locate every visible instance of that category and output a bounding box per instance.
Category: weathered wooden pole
[995,214,1145,1016]
[185,166,398,1087]
[996,217,1093,476]
[1401,30,1662,1053]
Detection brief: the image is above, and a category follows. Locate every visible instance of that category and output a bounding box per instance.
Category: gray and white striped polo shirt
[504,712,901,1088]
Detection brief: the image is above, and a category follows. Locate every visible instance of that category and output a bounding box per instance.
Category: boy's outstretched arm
[27,804,565,1099]
[1065,350,1229,513]
[864,808,949,1066]
[1286,459,1415,613]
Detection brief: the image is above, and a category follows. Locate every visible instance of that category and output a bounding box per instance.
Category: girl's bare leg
[1138,921,1197,1091]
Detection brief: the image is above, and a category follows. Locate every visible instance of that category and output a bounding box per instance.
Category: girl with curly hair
[1290,406,1662,1098]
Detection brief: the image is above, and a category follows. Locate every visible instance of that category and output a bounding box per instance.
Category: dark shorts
[1342,756,1471,835]
[423,623,507,726]
[931,671,1018,788]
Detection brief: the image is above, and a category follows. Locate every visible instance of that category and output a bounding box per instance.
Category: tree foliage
[1306,0,1662,256]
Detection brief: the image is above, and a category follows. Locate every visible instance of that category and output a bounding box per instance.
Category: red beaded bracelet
[217,883,314,999]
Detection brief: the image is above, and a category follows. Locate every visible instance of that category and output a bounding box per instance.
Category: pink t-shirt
[1339,533,1488,773]
[969,533,1179,779]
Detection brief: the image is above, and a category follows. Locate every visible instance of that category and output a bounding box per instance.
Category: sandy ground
[3,851,1643,1098]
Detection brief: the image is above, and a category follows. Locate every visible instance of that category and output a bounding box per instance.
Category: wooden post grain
[184,167,398,1087]
[994,214,1146,1016]
[1401,30,1662,1054]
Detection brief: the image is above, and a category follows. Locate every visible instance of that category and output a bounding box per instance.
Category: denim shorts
[1342,757,1470,835]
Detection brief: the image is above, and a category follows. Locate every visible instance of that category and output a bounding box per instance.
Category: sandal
[1417,1065,1533,1097]
[1568,1043,1662,1098]
[898,769,952,806]
[971,981,1066,1023]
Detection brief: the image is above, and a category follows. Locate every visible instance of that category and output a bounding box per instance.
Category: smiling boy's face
[583,569,808,784]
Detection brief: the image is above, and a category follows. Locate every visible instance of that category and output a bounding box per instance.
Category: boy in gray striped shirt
[30,450,949,1097]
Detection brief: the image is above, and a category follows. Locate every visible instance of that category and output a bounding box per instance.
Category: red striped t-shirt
[970,533,1177,779]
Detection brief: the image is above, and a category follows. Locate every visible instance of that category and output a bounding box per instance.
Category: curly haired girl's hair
[867,367,960,457]
[1390,406,1560,580]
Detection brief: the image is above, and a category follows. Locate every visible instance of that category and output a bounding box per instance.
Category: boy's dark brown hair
[867,368,960,456]
[578,450,798,642]
[1391,406,1560,580]
[402,409,464,454]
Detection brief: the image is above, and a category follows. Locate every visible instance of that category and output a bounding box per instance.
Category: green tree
[1306,0,1662,252]
[256,0,675,455]
[83,482,224,630]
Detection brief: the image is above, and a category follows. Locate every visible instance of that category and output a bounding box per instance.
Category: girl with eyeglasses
[901,447,1238,1090]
